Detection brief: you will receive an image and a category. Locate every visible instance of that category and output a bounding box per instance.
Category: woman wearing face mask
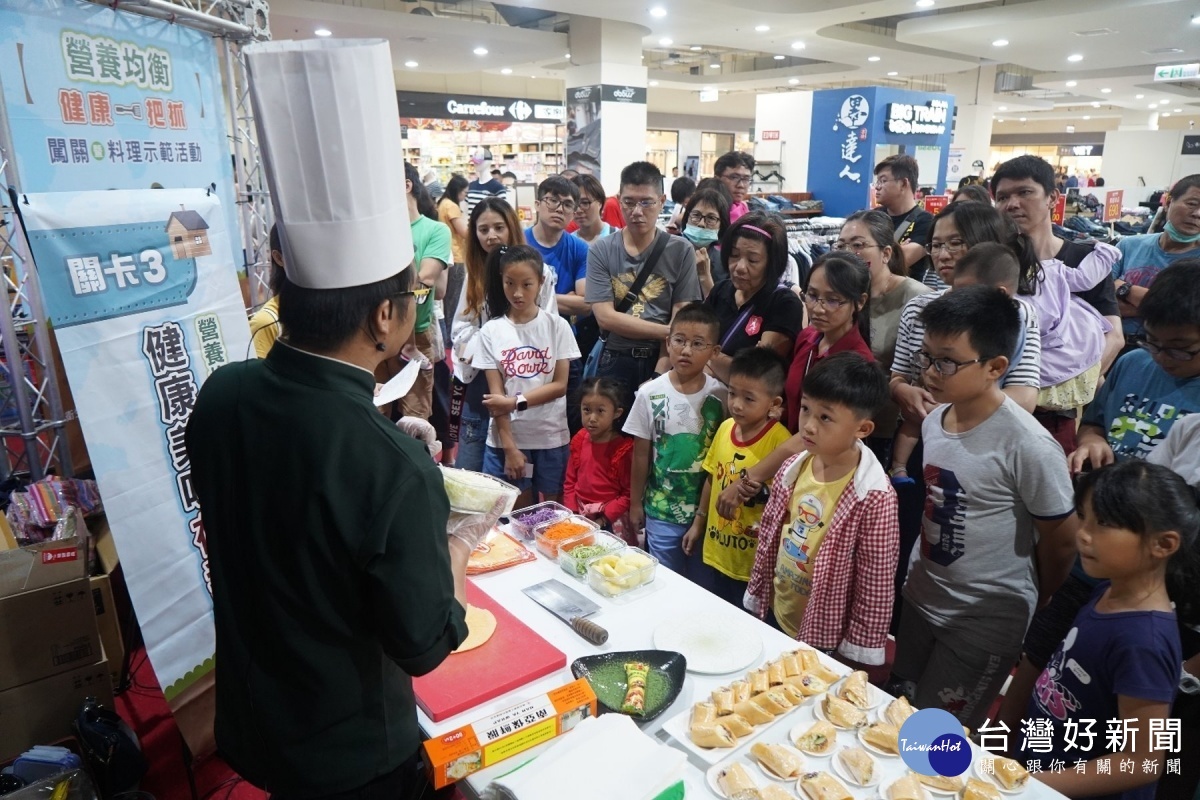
[680,187,732,296]
[450,198,558,471]
[703,212,806,384]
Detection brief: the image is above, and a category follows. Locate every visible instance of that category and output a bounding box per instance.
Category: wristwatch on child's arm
[514,393,528,412]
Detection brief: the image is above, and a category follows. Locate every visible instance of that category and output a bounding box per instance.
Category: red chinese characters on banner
[166,100,186,130]
[59,88,86,124]
[87,92,113,126]
[146,97,167,129]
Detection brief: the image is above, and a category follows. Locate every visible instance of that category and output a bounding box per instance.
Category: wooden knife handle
[570,616,609,646]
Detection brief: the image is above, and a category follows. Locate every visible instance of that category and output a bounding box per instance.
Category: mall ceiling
[269,0,1200,124]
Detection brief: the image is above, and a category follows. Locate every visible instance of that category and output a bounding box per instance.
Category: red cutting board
[414,580,566,722]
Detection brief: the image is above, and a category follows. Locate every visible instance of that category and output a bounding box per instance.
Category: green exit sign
[1154,63,1200,81]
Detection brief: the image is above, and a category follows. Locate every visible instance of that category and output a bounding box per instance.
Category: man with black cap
[187,39,499,799]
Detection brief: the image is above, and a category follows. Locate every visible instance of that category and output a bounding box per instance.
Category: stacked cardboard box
[0,534,112,760]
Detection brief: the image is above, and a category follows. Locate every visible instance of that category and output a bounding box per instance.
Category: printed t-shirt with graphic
[474,308,581,450]
[623,373,726,525]
[584,230,702,350]
[700,418,793,581]
[904,396,1075,654]
[525,227,590,296]
[1081,348,1200,461]
[1147,412,1200,487]
[1113,233,1200,336]
[410,215,452,335]
[773,457,855,639]
[1018,583,1180,800]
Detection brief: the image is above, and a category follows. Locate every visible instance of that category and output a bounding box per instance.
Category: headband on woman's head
[740,224,773,239]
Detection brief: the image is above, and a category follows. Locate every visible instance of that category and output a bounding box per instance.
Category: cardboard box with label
[0,576,100,692]
[0,658,112,761]
[422,678,597,790]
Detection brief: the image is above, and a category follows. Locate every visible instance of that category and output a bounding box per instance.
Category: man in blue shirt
[525,174,590,432]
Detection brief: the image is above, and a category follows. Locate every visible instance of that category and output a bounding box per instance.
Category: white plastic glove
[447,496,508,552]
[743,588,763,616]
[396,416,442,460]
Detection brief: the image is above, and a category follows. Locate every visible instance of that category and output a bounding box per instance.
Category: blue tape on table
[28,220,199,328]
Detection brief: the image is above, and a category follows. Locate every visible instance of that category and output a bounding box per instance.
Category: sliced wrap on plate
[800,771,853,800]
[794,720,838,755]
[991,757,1030,790]
[838,670,871,709]
[823,694,868,729]
[888,774,928,800]
[861,722,900,754]
[837,747,876,785]
[751,742,805,780]
[964,778,1002,800]
[690,722,737,748]
[884,695,916,729]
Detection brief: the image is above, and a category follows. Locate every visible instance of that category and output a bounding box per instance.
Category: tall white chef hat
[244,39,414,289]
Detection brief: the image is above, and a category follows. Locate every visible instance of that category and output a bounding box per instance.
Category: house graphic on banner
[165,208,212,259]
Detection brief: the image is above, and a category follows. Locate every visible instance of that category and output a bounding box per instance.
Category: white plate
[910,772,967,795]
[797,771,853,800]
[814,698,868,730]
[706,763,764,799]
[832,675,883,710]
[662,698,807,765]
[788,718,838,758]
[974,759,1025,795]
[831,748,881,788]
[857,727,900,758]
[653,614,764,675]
[882,776,930,800]
[753,743,807,782]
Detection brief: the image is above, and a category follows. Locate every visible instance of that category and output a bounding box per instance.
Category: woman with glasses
[680,187,732,294]
[450,198,558,471]
[837,210,929,461]
[702,212,805,384]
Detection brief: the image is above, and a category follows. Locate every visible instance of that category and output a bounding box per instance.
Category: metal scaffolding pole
[0,0,271,480]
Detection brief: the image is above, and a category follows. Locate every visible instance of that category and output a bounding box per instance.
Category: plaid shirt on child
[745,443,900,666]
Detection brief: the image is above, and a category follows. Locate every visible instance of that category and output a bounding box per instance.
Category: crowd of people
[248,149,1200,800]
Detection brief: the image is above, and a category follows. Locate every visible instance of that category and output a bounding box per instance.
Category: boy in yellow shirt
[684,348,792,608]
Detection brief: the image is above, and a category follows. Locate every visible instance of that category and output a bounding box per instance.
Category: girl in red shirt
[563,377,635,544]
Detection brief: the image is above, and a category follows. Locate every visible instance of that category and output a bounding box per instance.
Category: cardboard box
[88,517,123,686]
[0,535,86,600]
[0,578,100,691]
[90,575,123,686]
[423,678,597,790]
[0,658,112,761]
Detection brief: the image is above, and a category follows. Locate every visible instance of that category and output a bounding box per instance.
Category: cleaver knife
[522,579,609,645]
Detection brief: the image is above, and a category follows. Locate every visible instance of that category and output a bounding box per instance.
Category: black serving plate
[570,649,686,723]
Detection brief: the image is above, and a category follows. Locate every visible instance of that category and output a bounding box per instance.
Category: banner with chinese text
[0,0,239,267]
[22,188,249,753]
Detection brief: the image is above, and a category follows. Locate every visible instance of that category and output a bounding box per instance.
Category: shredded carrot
[539,521,593,555]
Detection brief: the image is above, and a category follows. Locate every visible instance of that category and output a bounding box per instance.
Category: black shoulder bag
[582,233,670,378]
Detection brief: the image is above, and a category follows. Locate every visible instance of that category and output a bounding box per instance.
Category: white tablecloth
[417,541,1066,800]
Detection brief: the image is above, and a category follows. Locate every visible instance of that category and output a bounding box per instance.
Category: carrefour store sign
[886,99,949,135]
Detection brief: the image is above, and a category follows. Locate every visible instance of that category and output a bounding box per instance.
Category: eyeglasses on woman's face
[802,291,850,310]
[688,212,722,228]
[926,239,968,255]
[834,239,878,254]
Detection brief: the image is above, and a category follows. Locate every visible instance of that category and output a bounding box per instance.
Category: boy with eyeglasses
[585,161,702,414]
[623,303,726,576]
[873,154,934,284]
[889,285,1078,728]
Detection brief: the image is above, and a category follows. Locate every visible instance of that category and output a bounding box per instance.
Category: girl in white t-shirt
[476,245,581,506]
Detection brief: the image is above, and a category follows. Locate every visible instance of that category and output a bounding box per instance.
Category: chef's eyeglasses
[914,349,985,376]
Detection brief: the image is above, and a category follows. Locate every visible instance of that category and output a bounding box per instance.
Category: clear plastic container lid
[509,501,571,541]
[533,514,600,559]
[586,546,658,597]
[437,467,519,515]
[557,531,625,580]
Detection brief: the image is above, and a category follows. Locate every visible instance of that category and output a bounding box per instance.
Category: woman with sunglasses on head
[702,212,805,384]
[450,198,558,471]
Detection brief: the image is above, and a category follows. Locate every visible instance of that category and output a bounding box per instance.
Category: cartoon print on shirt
[1108,396,1191,460]
[1034,627,1087,720]
[781,494,824,568]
